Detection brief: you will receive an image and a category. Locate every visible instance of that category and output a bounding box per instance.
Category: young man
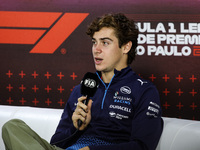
[50,13,163,150]
[2,13,163,150]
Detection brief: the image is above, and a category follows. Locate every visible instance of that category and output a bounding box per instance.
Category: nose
[93,43,102,54]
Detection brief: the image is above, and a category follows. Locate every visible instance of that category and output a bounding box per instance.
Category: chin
[95,65,104,72]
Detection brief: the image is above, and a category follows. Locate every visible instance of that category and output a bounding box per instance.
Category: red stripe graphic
[0,11,62,28]
[30,13,89,54]
[0,29,46,44]
[0,11,89,54]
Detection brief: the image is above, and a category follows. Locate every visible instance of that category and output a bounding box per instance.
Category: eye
[103,41,109,46]
[92,40,97,45]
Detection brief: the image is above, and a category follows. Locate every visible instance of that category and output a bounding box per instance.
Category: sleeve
[50,85,83,148]
[89,85,163,150]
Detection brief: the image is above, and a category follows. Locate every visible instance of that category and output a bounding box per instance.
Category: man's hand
[72,96,92,130]
[79,146,90,150]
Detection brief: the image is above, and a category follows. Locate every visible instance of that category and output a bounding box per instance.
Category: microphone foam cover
[81,72,99,97]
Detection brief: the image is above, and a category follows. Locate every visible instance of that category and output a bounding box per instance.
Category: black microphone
[77,72,99,128]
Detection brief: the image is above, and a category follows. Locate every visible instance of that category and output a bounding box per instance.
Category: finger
[77,102,88,112]
[72,112,86,125]
[75,107,87,118]
[78,96,87,102]
[77,96,88,111]
[87,99,93,112]
[78,115,86,123]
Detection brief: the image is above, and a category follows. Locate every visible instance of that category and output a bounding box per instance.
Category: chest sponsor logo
[113,92,132,105]
[109,111,116,118]
[109,104,131,113]
[120,86,131,94]
[109,111,129,120]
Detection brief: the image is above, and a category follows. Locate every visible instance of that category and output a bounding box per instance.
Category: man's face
[92,27,127,73]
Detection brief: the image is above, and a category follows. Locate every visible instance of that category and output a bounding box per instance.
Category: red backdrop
[0,0,200,120]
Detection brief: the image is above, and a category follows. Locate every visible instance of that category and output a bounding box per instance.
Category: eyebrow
[92,37,113,42]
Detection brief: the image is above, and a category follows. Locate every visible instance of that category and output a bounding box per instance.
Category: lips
[94,57,103,65]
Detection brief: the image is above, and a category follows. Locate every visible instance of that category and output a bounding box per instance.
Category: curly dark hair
[86,13,139,64]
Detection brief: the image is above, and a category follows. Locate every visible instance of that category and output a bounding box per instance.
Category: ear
[123,41,132,54]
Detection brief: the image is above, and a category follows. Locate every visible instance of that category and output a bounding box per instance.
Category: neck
[101,70,115,83]
[100,63,128,83]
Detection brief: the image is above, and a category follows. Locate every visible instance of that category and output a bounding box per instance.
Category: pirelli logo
[0,11,89,53]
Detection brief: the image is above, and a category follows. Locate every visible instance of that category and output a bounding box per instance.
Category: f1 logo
[0,11,89,54]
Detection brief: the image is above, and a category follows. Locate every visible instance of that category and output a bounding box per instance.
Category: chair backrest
[156,117,200,150]
[0,105,63,150]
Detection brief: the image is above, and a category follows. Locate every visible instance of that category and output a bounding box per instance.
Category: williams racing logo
[113,91,132,105]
